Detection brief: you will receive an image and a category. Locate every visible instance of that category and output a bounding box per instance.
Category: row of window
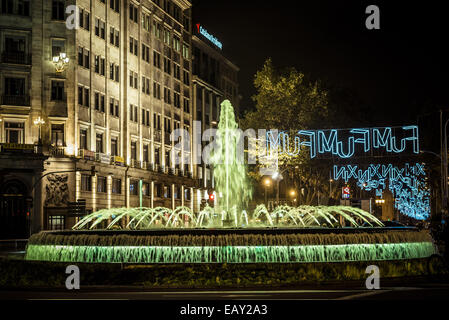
[80,173,189,200]
[1,0,30,16]
[79,45,190,86]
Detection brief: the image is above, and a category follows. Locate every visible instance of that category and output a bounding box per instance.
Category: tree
[242,59,338,205]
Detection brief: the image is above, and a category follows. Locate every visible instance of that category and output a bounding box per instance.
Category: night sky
[192,0,448,130]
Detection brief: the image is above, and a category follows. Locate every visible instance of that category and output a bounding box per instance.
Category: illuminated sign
[0,143,35,153]
[196,24,223,50]
[342,186,351,199]
[333,163,430,220]
[266,125,419,159]
[113,156,125,166]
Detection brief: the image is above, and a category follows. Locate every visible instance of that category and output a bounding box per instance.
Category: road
[2,285,449,300]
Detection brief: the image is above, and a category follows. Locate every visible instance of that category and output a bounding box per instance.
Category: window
[5,122,24,144]
[110,63,120,82]
[142,43,150,63]
[51,80,64,101]
[164,117,171,133]
[131,141,137,160]
[142,109,150,126]
[142,13,150,32]
[153,20,162,39]
[183,98,190,113]
[172,36,180,52]
[94,55,100,73]
[129,71,138,89]
[100,57,105,76]
[112,178,121,194]
[97,176,107,193]
[142,76,150,95]
[51,124,64,146]
[163,87,171,104]
[52,39,65,58]
[129,37,138,56]
[80,129,88,150]
[173,64,180,80]
[110,0,120,13]
[110,97,119,117]
[84,87,90,107]
[174,92,180,108]
[182,44,189,59]
[51,1,65,20]
[96,133,103,153]
[163,57,171,75]
[94,92,105,112]
[111,137,118,156]
[78,47,90,68]
[110,27,120,47]
[154,147,160,165]
[129,3,138,23]
[115,64,120,82]
[4,77,25,96]
[163,29,170,45]
[81,174,92,191]
[78,85,90,107]
[143,144,149,162]
[164,185,171,198]
[142,182,150,196]
[172,4,181,22]
[84,49,90,69]
[154,113,161,130]
[48,216,65,230]
[153,82,161,99]
[153,51,161,68]
[78,8,90,30]
[129,180,138,195]
[129,104,138,122]
[183,70,190,85]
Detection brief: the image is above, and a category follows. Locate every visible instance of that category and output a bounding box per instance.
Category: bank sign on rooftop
[196,24,223,50]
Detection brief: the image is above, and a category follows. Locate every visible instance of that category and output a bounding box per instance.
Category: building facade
[191,25,240,192]
[0,0,240,239]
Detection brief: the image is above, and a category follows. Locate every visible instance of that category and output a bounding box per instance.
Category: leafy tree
[241,59,339,205]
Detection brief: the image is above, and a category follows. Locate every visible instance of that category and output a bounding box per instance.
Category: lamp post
[52,52,70,73]
[33,116,45,145]
[272,168,288,207]
[290,189,296,206]
[263,177,271,207]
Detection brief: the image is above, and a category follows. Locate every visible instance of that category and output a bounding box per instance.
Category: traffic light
[90,165,97,176]
[208,191,215,206]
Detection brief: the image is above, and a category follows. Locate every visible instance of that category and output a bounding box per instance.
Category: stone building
[0,0,240,238]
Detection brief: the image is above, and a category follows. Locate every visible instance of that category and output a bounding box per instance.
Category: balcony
[2,95,30,106]
[131,159,141,169]
[1,51,31,65]
[48,145,65,157]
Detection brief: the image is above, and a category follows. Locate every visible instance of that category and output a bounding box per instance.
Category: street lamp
[33,116,45,145]
[52,52,70,73]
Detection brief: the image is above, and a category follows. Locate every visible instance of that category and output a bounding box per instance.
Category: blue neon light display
[332,163,430,220]
[196,24,223,50]
[266,125,419,159]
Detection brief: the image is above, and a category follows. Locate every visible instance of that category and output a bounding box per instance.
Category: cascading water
[210,100,252,221]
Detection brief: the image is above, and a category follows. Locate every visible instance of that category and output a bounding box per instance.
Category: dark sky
[192,0,448,127]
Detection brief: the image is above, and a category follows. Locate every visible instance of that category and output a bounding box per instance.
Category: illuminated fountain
[25,100,437,264]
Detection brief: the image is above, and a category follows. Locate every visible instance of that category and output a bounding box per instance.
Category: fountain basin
[25,227,437,264]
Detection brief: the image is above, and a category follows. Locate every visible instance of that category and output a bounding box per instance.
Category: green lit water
[25,242,436,263]
[211,100,252,217]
